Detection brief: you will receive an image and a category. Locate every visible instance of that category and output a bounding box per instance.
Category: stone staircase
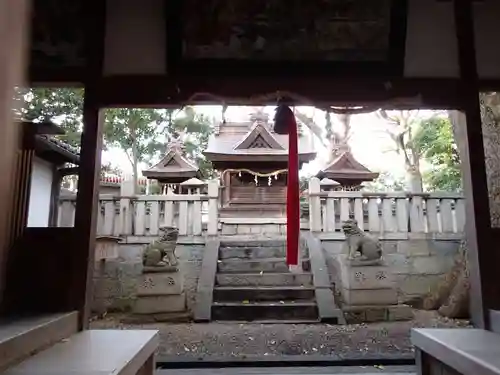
[211,239,320,322]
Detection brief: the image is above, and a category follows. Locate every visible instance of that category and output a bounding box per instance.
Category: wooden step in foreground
[4,329,159,375]
[0,312,78,372]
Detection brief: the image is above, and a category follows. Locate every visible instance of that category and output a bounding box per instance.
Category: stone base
[338,255,394,289]
[138,271,184,296]
[343,304,413,323]
[341,287,398,306]
[122,311,191,324]
[134,293,186,314]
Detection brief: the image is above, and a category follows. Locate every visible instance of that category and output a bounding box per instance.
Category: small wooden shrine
[204,110,316,217]
[142,139,201,191]
[317,149,379,190]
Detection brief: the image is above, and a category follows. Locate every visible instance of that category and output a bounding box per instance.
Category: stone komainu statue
[142,226,179,268]
[342,219,382,261]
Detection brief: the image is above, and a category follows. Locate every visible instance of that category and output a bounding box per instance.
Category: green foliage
[363,171,405,192]
[103,108,166,174]
[19,88,215,181]
[147,107,215,178]
[413,117,462,192]
[17,88,84,148]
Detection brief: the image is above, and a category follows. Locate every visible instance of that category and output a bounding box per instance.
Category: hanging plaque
[167,0,407,76]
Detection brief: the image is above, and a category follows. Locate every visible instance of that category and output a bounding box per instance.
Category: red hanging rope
[274,105,300,267]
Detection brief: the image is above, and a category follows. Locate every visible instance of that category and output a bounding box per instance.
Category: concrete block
[321,241,344,255]
[338,255,395,290]
[262,224,280,234]
[365,307,388,322]
[396,273,445,299]
[250,225,261,234]
[134,293,186,314]
[412,255,454,275]
[137,271,184,296]
[237,225,252,234]
[341,287,398,306]
[397,240,432,256]
[381,241,398,254]
[388,305,413,321]
[119,244,143,261]
[384,253,412,274]
[221,224,237,235]
[430,240,461,257]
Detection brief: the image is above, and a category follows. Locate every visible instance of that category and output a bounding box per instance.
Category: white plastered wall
[27,157,53,227]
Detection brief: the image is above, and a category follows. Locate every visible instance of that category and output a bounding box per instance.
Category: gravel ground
[90,310,471,361]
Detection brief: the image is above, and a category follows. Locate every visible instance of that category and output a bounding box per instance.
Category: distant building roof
[180,177,205,186]
[35,134,80,165]
[143,139,200,182]
[318,151,378,184]
[204,112,316,163]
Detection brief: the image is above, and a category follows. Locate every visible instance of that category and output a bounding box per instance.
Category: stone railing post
[309,177,322,232]
[120,175,135,236]
[207,180,219,235]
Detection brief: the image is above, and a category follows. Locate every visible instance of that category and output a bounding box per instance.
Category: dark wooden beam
[96,75,465,109]
[453,0,494,329]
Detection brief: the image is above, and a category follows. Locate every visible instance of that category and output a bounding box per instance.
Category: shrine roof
[180,177,205,186]
[320,151,379,181]
[142,147,199,180]
[205,117,316,162]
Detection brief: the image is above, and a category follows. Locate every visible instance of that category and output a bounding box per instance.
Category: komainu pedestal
[131,227,189,322]
[338,254,413,323]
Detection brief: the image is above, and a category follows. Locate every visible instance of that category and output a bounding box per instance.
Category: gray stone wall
[92,240,204,313]
[322,236,460,303]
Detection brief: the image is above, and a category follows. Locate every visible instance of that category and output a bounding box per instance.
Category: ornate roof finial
[250,109,269,125]
[168,136,185,153]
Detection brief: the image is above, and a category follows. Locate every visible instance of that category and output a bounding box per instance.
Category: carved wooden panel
[182,0,392,62]
[167,0,408,76]
[30,0,86,74]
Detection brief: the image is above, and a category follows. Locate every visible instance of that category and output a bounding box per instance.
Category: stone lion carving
[342,219,382,263]
[142,226,179,269]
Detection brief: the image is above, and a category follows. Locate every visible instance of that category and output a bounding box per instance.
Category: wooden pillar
[453,0,495,329]
[0,0,28,306]
[73,90,104,329]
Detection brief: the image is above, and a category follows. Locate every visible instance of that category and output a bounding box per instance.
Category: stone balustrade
[58,178,465,239]
[307,177,465,236]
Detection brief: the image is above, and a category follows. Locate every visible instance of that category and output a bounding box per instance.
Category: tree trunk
[131,140,139,194]
[405,165,423,193]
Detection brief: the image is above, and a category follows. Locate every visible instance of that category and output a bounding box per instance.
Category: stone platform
[337,255,412,323]
[132,270,188,320]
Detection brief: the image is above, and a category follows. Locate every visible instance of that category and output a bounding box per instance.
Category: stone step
[213,286,315,302]
[211,301,318,321]
[216,272,313,287]
[219,246,286,259]
[220,239,286,248]
[219,247,308,260]
[217,258,311,273]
